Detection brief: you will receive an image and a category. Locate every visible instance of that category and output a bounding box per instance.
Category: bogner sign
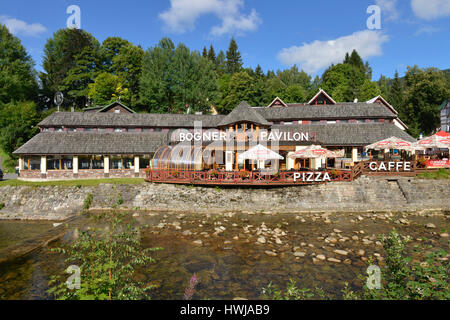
[368,161,412,172]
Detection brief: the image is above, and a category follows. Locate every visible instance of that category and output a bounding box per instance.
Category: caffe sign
[369,161,412,172]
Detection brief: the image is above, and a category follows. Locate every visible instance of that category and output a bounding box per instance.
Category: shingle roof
[255,103,396,121]
[217,101,271,127]
[13,132,168,155]
[271,123,416,146]
[39,112,225,128]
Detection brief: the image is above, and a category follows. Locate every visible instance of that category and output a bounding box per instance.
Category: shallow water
[0,210,448,300]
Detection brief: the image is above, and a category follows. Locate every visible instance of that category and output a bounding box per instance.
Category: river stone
[316,254,326,261]
[440,233,449,238]
[357,249,365,256]
[425,223,436,229]
[334,249,348,256]
[327,257,341,263]
[257,236,266,244]
[182,230,192,236]
[294,252,306,257]
[265,250,277,257]
[193,240,203,246]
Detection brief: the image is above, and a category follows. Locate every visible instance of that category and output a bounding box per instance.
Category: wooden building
[13,90,415,181]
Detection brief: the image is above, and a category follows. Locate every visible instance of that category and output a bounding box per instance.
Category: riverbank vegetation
[0,178,145,187]
[262,229,449,300]
[48,210,162,300]
[416,168,450,180]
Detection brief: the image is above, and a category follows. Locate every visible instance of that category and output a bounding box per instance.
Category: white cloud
[375,0,399,21]
[411,0,450,20]
[0,15,46,37]
[277,30,389,74]
[159,0,261,36]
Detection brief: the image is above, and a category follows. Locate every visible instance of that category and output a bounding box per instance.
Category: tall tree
[403,66,449,136]
[221,71,257,113]
[140,39,217,113]
[111,43,144,107]
[202,46,208,58]
[215,50,226,75]
[40,28,99,108]
[357,79,381,101]
[207,45,216,63]
[0,24,38,105]
[88,72,130,106]
[225,38,243,75]
[100,37,132,72]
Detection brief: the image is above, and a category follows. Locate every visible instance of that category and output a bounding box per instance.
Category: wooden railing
[145,169,353,186]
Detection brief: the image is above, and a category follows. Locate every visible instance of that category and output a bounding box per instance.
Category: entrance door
[225,151,233,171]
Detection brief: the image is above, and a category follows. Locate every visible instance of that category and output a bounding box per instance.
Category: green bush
[48,210,163,300]
[0,202,4,210]
[83,193,93,210]
[262,229,449,300]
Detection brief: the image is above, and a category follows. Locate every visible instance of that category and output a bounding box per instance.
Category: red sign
[396,141,411,146]
[312,149,327,155]
[419,139,432,145]
[377,141,390,146]
[439,139,450,145]
[426,160,450,168]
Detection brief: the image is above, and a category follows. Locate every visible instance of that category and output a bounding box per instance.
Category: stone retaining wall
[0,176,449,220]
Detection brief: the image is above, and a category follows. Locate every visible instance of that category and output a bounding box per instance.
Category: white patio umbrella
[364,137,420,152]
[238,144,284,161]
[289,145,342,159]
[414,134,450,149]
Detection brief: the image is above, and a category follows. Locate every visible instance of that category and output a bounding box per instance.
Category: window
[114,128,123,132]
[139,155,151,169]
[47,156,60,170]
[114,109,120,114]
[23,156,41,171]
[154,128,162,132]
[284,122,293,125]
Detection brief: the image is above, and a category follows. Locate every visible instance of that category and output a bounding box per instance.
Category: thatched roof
[272,123,416,146]
[218,101,271,127]
[13,132,168,155]
[255,103,396,121]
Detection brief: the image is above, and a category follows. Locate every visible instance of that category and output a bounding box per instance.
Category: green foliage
[88,73,130,106]
[225,38,243,75]
[0,24,38,104]
[416,169,450,180]
[48,211,163,300]
[358,229,449,300]
[261,279,329,300]
[40,28,100,109]
[139,39,218,114]
[84,193,93,210]
[0,101,44,154]
[0,203,4,210]
[220,71,258,113]
[262,229,448,300]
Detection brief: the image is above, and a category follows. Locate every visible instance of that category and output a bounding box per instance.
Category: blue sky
[1,0,449,80]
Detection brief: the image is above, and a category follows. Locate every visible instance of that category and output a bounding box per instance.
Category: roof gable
[366,95,398,115]
[98,101,136,113]
[218,101,271,127]
[308,89,336,105]
[267,97,288,108]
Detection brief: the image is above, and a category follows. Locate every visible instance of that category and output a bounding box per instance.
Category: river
[0,210,448,300]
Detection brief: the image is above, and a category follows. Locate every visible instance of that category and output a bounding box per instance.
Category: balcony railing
[145,169,354,186]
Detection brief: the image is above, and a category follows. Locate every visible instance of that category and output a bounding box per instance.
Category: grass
[416,168,450,179]
[0,178,145,187]
[0,148,16,174]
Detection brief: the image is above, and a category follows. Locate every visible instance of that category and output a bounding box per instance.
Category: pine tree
[225,38,243,75]
[207,45,216,62]
[202,47,208,58]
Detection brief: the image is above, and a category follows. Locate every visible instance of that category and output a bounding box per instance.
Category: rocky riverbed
[0,209,448,299]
